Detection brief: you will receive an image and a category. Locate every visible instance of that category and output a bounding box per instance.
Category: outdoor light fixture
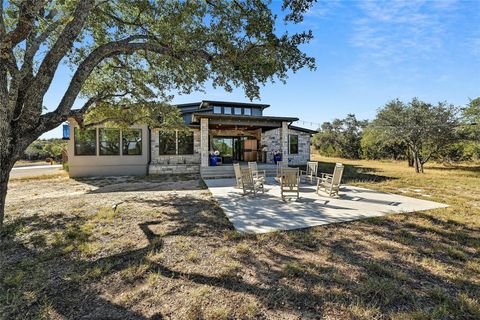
[62,123,70,140]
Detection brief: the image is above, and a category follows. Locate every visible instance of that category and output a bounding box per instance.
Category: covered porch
[191,113,298,168]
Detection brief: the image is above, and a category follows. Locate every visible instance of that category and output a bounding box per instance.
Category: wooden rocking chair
[280,168,300,200]
[248,161,266,182]
[300,161,318,184]
[316,163,344,197]
[241,168,264,197]
[233,163,242,188]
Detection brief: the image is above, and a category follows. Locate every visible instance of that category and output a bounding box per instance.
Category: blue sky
[42,0,480,138]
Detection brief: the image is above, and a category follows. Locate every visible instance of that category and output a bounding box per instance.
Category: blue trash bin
[209,156,217,166]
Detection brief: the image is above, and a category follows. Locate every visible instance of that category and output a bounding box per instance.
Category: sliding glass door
[212,136,257,162]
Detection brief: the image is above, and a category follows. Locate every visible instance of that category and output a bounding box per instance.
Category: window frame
[74,127,97,156]
[243,108,252,116]
[177,130,194,155]
[122,129,143,156]
[159,130,195,155]
[223,106,232,115]
[98,128,121,156]
[159,130,177,155]
[289,134,299,155]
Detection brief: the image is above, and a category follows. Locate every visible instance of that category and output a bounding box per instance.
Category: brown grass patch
[1,159,479,319]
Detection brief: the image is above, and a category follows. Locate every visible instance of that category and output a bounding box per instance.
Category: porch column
[200,118,209,167]
[281,121,289,163]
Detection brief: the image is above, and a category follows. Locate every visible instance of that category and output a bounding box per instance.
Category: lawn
[1,158,479,319]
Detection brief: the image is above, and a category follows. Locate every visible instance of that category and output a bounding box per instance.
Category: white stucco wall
[67,122,149,177]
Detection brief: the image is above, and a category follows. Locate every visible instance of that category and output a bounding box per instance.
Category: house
[66,100,316,177]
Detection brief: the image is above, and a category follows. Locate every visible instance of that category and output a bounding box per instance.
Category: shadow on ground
[73,174,205,194]
[295,161,397,184]
[1,190,479,319]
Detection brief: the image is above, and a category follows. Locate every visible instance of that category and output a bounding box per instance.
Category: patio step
[201,164,277,180]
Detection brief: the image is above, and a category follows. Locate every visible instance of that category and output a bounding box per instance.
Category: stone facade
[149,122,311,174]
[260,128,281,164]
[200,118,209,167]
[286,128,311,165]
[149,128,201,174]
[260,125,311,165]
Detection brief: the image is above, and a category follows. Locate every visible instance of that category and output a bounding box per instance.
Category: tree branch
[0,0,44,56]
[23,0,96,117]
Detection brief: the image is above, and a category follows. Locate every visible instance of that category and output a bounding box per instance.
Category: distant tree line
[312,98,480,173]
[22,139,67,162]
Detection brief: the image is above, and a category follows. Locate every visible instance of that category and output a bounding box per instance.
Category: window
[234,107,242,115]
[252,108,262,116]
[99,129,120,155]
[244,108,252,116]
[159,131,176,155]
[213,106,222,114]
[224,107,232,114]
[74,128,96,155]
[178,131,194,154]
[122,129,142,155]
[289,134,299,154]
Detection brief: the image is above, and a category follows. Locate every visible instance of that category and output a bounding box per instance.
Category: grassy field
[0,158,479,319]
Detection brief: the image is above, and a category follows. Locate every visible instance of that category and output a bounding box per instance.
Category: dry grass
[1,159,479,319]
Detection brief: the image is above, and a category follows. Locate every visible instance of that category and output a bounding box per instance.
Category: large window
[159,131,177,155]
[178,131,194,155]
[74,128,96,156]
[213,106,222,114]
[244,108,252,116]
[122,129,142,155]
[99,129,120,155]
[234,107,242,115]
[224,107,232,114]
[289,134,299,154]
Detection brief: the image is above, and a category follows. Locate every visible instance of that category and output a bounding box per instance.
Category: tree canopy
[0,0,317,226]
[312,114,367,159]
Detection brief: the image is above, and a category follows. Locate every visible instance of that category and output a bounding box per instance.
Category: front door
[243,139,257,162]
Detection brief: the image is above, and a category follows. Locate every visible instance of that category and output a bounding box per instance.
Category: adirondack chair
[248,161,266,182]
[300,161,318,184]
[316,163,344,197]
[233,163,242,188]
[280,168,300,200]
[241,168,264,196]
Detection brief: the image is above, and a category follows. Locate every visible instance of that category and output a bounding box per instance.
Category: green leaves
[72,0,315,126]
[371,98,461,170]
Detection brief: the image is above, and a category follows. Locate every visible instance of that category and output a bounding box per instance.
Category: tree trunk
[412,149,420,173]
[407,148,414,167]
[0,158,14,227]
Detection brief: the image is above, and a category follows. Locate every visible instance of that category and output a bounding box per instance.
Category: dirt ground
[1,162,479,319]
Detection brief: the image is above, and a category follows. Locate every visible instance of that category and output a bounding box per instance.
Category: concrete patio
[205,178,449,233]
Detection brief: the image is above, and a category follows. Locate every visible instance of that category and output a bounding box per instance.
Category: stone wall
[200,118,209,167]
[149,128,201,174]
[287,129,311,165]
[260,128,281,164]
[260,127,311,165]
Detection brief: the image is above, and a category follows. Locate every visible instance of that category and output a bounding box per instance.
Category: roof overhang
[288,125,318,134]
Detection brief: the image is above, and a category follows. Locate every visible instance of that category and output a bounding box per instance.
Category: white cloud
[350,0,459,66]
[305,0,342,18]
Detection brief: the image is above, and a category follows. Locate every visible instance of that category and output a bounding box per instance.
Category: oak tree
[0,0,316,225]
[372,98,460,173]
